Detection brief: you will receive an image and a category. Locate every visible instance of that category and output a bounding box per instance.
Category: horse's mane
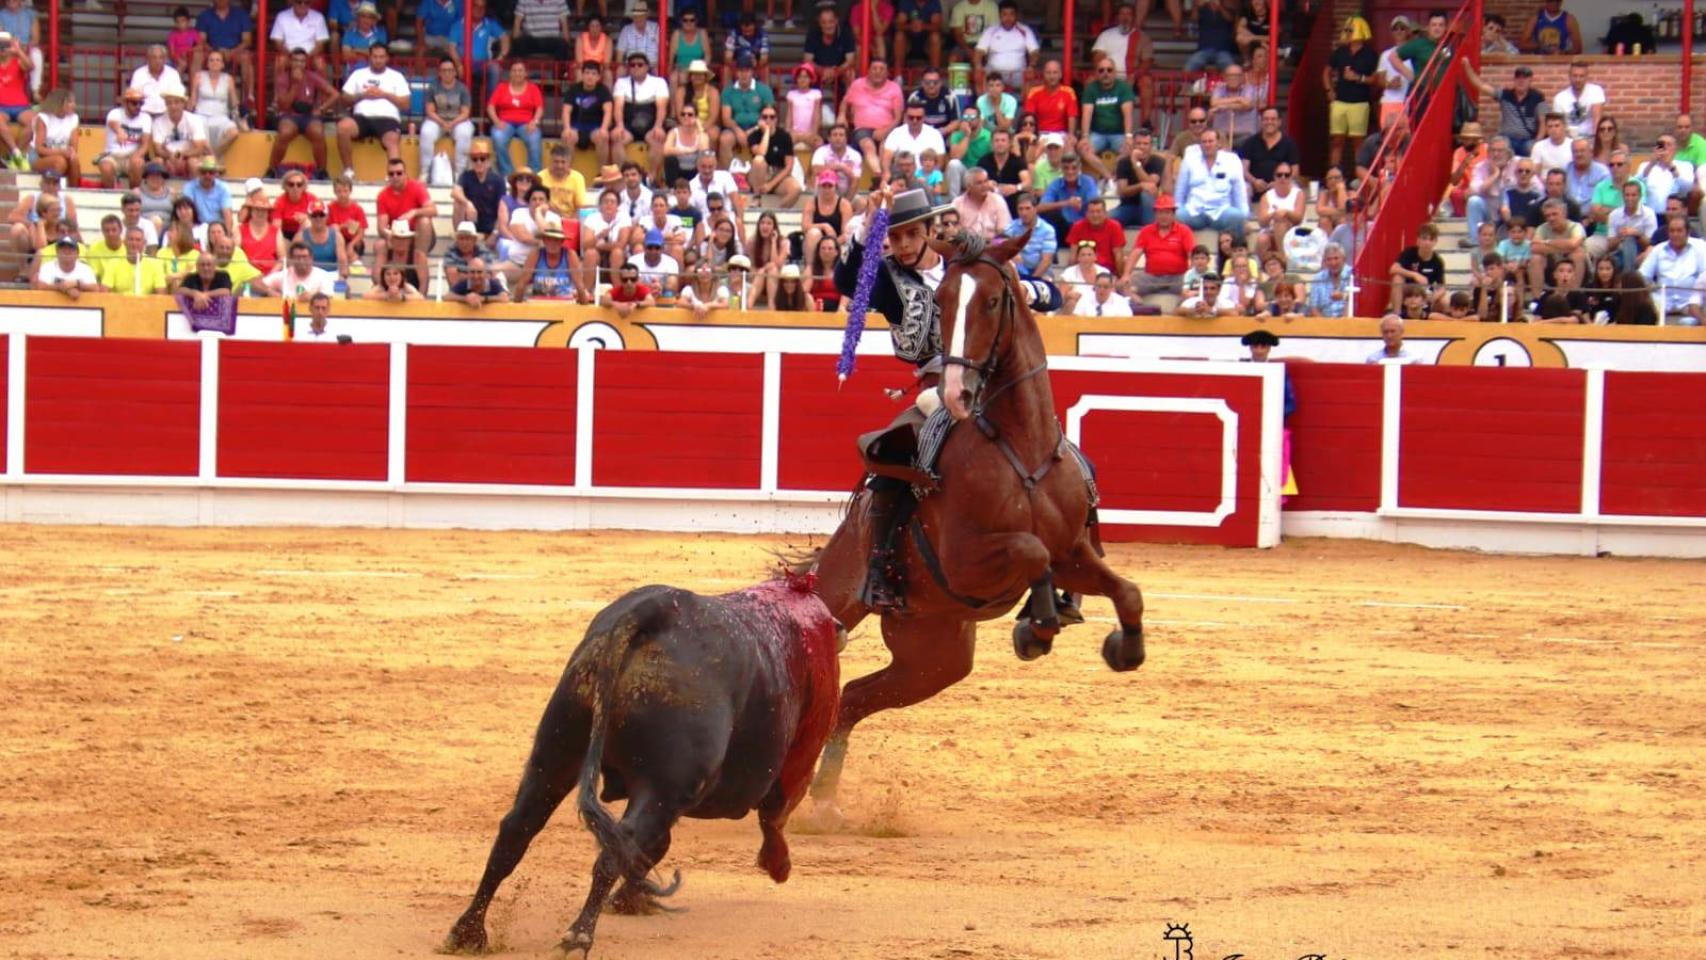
[944,229,989,266]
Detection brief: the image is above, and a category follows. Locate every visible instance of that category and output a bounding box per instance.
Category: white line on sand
[451,573,540,581]
[256,569,420,578]
[1149,591,1299,604]
[1358,601,1468,611]
[1086,615,1233,629]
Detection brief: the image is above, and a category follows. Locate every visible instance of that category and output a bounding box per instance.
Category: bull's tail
[575,613,681,899]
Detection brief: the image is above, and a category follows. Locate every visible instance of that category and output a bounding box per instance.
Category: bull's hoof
[757,838,792,883]
[1013,620,1055,661]
[440,917,489,954]
[555,930,594,959]
[1102,626,1146,672]
[608,884,670,916]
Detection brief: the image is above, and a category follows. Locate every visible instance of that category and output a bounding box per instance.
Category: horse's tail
[576,609,681,899]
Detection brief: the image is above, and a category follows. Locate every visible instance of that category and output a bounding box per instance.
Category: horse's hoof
[556,930,594,959]
[803,798,848,832]
[441,918,489,954]
[1102,626,1146,672]
[1013,619,1054,661]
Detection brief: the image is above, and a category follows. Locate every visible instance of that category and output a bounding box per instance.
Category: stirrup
[1057,592,1085,626]
[862,558,904,612]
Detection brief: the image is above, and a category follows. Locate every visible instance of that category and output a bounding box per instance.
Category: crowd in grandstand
[2,0,1702,323]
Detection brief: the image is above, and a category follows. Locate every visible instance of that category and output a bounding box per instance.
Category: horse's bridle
[938,254,1062,490]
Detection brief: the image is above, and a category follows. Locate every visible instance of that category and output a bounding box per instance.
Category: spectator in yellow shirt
[539,143,589,220]
[99,226,169,294]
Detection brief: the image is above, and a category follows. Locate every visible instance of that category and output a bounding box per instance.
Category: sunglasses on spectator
[471,154,491,162]
[761,112,777,119]
[1097,67,1113,74]
[311,210,327,216]
[1274,171,1291,179]
[1189,117,1206,124]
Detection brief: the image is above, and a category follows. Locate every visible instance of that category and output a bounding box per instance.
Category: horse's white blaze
[950,275,974,359]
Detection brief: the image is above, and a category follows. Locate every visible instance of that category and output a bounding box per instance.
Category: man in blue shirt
[1037,152,1099,240]
[464,0,508,93]
[1305,243,1354,318]
[195,0,254,102]
[182,157,234,234]
[1005,191,1058,278]
[415,0,462,58]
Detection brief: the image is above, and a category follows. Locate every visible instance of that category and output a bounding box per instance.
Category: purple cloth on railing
[177,293,238,335]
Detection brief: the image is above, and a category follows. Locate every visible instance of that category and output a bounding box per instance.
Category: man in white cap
[148,79,209,178]
[129,44,182,122]
[443,220,494,289]
[99,87,153,189]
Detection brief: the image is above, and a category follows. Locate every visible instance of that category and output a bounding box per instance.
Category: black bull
[445,578,841,956]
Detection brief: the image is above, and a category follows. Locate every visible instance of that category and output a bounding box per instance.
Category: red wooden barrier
[1284,364,1383,513]
[217,342,391,481]
[1600,371,1706,518]
[777,354,915,492]
[1398,367,1585,514]
[407,346,577,486]
[25,337,200,476]
[1050,369,1267,546]
[593,352,764,489]
[0,334,8,474]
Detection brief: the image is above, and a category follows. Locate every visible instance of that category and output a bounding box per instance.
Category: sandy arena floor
[0,526,1702,960]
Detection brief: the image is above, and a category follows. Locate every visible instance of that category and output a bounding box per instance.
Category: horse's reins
[940,254,1065,492]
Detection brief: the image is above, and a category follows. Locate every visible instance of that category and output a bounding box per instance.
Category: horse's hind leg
[810,615,976,809]
[1053,536,1147,672]
[445,695,590,954]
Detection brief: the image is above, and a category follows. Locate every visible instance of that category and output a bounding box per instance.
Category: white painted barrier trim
[1064,395,1238,528]
[5,332,22,478]
[574,344,595,489]
[1580,367,1605,520]
[1380,362,1402,511]
[198,337,219,481]
[1377,505,1706,528]
[760,351,780,493]
[1256,365,1284,548]
[387,344,407,485]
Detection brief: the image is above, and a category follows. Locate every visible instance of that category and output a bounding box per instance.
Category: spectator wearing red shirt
[375,157,435,287]
[487,61,545,178]
[600,261,655,314]
[327,173,369,262]
[271,170,316,241]
[1121,193,1194,297]
[1022,59,1079,140]
[1064,197,1125,274]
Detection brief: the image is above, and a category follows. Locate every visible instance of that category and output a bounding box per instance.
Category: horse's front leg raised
[1052,536,1147,672]
[809,615,977,816]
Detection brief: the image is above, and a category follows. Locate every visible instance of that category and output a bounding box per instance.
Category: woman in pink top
[838,58,903,173]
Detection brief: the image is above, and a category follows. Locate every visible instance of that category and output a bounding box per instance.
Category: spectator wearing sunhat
[344,3,391,72]
[616,1,662,69]
[149,79,209,178]
[1122,192,1194,299]
[517,216,583,302]
[376,155,435,288]
[99,87,153,190]
[182,155,235,233]
[444,221,495,288]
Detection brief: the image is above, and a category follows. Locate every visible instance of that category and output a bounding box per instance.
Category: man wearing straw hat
[150,79,210,178]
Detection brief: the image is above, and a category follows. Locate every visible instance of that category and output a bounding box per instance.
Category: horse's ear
[988,227,1031,264]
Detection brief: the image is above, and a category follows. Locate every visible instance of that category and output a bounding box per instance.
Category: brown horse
[799,227,1149,814]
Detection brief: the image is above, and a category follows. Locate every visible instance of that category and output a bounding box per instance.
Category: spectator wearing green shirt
[1394,10,1450,113]
[1588,149,1645,237]
[718,53,774,166]
[1032,135,1065,194]
[946,105,992,195]
[1675,114,1706,169]
[1080,54,1134,183]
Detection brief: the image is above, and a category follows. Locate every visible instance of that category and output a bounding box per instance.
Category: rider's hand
[873,182,895,213]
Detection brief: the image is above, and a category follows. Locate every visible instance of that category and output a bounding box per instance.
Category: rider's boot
[1057,591,1084,625]
[862,480,907,612]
